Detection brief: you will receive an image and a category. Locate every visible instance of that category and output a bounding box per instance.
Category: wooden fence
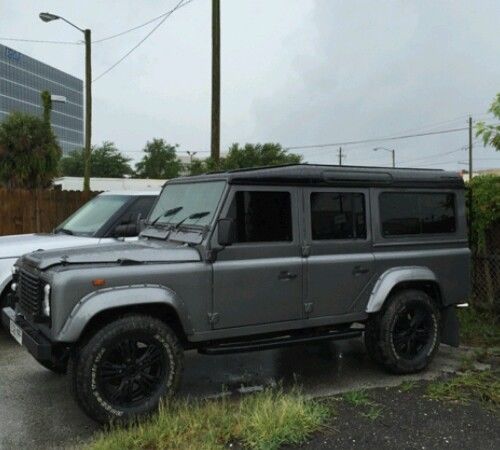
[0,189,98,236]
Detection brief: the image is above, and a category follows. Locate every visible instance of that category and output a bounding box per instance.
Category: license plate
[9,320,23,346]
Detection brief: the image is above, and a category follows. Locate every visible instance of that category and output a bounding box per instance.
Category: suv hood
[22,239,201,270]
[0,233,98,259]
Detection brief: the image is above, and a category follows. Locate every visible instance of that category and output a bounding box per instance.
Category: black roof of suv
[172,164,464,189]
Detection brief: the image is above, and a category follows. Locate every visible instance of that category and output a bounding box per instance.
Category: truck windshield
[149,181,226,229]
[55,195,130,236]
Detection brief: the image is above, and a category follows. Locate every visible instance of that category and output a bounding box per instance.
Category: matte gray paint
[366,266,437,313]
[11,169,470,348]
[57,284,193,342]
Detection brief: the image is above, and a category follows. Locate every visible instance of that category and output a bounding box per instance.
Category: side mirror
[217,218,235,246]
[114,222,138,238]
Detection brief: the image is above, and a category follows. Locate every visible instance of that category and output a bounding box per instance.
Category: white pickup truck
[0,190,159,307]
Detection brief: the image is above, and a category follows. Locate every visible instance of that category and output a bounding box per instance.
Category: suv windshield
[149,181,226,229]
[55,195,130,237]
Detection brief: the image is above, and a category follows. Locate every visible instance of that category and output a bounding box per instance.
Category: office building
[0,43,83,154]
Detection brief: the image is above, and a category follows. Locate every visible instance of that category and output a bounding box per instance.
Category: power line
[399,147,467,165]
[92,0,196,44]
[92,0,192,83]
[286,126,469,151]
[0,37,81,45]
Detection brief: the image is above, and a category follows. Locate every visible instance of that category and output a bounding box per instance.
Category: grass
[360,405,383,421]
[342,389,383,421]
[87,388,331,450]
[458,307,500,347]
[427,369,500,411]
[399,380,416,392]
[342,390,371,407]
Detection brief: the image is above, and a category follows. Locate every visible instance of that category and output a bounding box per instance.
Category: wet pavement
[0,329,471,449]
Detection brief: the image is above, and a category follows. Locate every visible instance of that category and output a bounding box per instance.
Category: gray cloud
[1,0,499,170]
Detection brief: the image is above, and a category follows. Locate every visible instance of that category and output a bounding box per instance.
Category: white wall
[53,177,166,192]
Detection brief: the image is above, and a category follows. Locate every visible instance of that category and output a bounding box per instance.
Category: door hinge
[301,244,311,257]
[304,302,313,314]
[208,312,220,325]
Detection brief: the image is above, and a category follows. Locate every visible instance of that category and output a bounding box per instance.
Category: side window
[122,196,156,223]
[380,192,456,237]
[310,192,366,240]
[227,191,293,243]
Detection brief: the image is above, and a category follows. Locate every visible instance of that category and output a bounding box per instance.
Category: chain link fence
[471,254,500,312]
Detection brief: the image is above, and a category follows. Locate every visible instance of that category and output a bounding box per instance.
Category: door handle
[278,271,298,280]
[353,266,369,276]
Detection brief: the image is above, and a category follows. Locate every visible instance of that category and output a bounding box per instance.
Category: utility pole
[373,147,396,167]
[468,116,473,244]
[39,13,92,193]
[211,0,221,165]
[83,29,92,193]
[337,147,344,166]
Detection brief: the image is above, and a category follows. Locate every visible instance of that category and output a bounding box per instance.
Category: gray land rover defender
[2,164,470,423]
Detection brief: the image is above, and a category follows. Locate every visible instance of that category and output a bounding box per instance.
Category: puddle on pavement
[179,338,373,398]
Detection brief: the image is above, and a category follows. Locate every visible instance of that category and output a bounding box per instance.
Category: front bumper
[2,307,53,362]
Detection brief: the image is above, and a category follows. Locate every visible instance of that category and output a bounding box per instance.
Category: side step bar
[198,329,363,355]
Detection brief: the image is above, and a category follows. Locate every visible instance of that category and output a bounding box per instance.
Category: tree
[0,111,62,188]
[223,143,302,170]
[468,175,500,307]
[186,143,302,175]
[135,139,182,179]
[60,141,133,178]
[476,93,500,151]
[40,90,52,125]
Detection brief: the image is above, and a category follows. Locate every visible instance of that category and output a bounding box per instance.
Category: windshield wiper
[55,228,74,235]
[148,206,183,227]
[173,211,210,230]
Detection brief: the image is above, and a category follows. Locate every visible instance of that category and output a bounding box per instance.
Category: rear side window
[228,191,292,243]
[380,192,456,237]
[310,192,366,240]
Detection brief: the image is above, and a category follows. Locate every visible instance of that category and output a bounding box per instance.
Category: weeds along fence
[471,254,500,312]
[0,189,98,236]
[471,225,500,312]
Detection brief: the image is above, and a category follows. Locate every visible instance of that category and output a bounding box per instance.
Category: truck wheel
[69,315,183,424]
[367,289,440,374]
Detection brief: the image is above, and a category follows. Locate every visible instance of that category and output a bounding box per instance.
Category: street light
[186,151,198,164]
[373,147,396,168]
[39,12,92,193]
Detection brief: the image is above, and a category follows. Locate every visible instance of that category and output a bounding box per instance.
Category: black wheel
[365,289,440,374]
[69,315,183,424]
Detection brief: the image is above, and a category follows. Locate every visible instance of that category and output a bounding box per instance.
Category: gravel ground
[288,379,500,450]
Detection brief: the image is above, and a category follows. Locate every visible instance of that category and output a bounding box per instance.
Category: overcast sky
[1,0,499,170]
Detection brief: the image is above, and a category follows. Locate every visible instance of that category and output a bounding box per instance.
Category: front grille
[19,268,42,319]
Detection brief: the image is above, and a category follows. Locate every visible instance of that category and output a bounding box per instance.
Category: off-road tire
[69,315,184,424]
[365,289,440,374]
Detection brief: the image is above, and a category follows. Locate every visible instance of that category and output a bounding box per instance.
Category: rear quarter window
[379,192,456,237]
